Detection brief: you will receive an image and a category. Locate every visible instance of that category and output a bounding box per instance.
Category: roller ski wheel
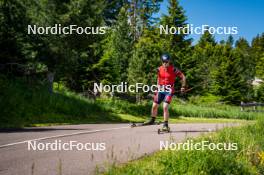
[130,122,136,128]
[158,126,170,134]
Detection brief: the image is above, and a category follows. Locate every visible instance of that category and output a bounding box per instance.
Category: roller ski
[130,118,160,128]
[157,125,170,134]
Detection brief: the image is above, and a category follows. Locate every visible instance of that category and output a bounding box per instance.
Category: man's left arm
[179,74,186,92]
[174,68,186,92]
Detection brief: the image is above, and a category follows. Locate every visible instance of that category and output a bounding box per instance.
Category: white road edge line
[0,126,130,149]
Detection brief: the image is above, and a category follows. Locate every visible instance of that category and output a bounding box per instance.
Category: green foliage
[255,52,264,80]
[160,0,191,68]
[128,29,162,88]
[0,76,127,128]
[197,30,216,48]
[0,0,33,66]
[0,0,263,104]
[255,84,264,102]
[188,94,222,104]
[210,40,254,103]
[187,34,255,103]
[187,35,216,95]
[128,0,162,40]
[2,75,261,128]
[252,33,264,79]
[103,0,125,26]
[95,6,133,84]
[100,97,262,120]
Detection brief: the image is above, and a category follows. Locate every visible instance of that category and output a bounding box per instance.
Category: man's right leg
[143,102,159,125]
[144,91,166,125]
[151,102,159,118]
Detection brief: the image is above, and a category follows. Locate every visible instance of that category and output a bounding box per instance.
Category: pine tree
[56,0,107,91]
[197,31,216,48]
[210,38,254,103]
[255,53,264,79]
[189,31,217,94]
[234,38,255,101]
[226,35,234,47]
[157,0,192,93]
[127,29,162,101]
[235,37,255,80]
[103,0,126,26]
[251,33,264,101]
[94,6,133,84]
[160,0,191,56]
[252,33,264,79]
[128,0,162,41]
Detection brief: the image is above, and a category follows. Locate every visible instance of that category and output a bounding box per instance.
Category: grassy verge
[98,98,263,120]
[115,114,249,124]
[0,76,126,128]
[29,116,249,127]
[104,119,264,175]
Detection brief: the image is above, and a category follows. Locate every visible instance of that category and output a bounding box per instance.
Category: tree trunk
[136,93,141,103]
[47,71,55,93]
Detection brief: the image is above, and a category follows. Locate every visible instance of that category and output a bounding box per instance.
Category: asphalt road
[0,123,239,175]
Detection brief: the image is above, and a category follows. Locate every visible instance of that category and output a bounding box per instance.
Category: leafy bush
[255,84,264,102]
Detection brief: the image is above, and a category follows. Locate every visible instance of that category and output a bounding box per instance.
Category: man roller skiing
[143,53,186,132]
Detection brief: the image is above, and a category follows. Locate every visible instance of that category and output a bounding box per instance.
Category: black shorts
[153,91,173,104]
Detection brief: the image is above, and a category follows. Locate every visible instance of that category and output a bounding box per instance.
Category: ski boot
[142,118,155,126]
[130,118,155,128]
[158,124,170,134]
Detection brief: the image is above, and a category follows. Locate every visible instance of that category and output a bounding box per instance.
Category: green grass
[116,114,249,124]
[104,119,264,175]
[98,98,263,120]
[0,76,262,128]
[168,116,251,124]
[28,113,248,127]
[170,103,262,120]
[0,76,128,128]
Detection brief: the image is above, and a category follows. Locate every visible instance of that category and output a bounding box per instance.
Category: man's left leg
[162,93,172,130]
[162,102,169,130]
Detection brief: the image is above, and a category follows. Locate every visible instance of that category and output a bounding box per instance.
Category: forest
[0,0,264,105]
